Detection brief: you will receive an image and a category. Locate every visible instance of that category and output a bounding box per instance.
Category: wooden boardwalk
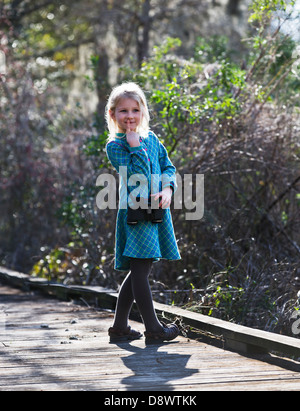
[0,285,300,391]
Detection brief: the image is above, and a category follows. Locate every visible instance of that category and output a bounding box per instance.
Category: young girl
[105,82,181,344]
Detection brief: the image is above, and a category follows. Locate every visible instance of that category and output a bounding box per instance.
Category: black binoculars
[127,197,164,226]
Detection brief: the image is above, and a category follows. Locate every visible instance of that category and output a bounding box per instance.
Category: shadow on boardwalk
[116,341,199,391]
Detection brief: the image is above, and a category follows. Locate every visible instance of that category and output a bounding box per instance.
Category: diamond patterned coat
[106,131,181,271]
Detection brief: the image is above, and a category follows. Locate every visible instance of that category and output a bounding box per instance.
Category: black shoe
[144,322,180,344]
[108,326,143,343]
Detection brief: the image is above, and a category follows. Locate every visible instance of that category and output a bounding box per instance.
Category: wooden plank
[1,266,300,358]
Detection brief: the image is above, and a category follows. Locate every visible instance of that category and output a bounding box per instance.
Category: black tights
[112,258,163,334]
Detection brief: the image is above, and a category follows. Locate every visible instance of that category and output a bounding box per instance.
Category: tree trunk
[227,0,241,16]
[136,0,151,66]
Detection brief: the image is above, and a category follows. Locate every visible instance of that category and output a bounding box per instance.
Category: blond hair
[105,82,150,141]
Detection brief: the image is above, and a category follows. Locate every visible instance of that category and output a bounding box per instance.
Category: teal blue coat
[106,131,181,271]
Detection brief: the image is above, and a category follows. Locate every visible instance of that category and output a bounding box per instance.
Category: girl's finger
[151,192,161,201]
[160,196,167,208]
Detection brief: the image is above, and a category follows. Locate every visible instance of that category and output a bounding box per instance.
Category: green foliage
[31,247,69,282]
[209,284,246,319]
[195,36,233,63]
[249,0,296,23]
[83,131,109,164]
[125,36,249,157]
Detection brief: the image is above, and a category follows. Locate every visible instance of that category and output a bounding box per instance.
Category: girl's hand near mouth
[126,123,140,147]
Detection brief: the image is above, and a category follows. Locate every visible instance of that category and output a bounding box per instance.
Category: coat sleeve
[106,141,151,198]
[158,141,178,193]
